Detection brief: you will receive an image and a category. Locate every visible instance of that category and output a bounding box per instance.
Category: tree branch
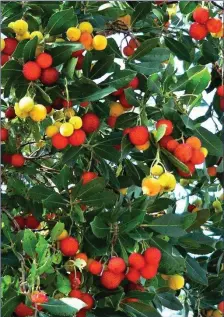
[211,1,224,10]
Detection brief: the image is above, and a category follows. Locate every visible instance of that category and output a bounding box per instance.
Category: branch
[211,1,224,10]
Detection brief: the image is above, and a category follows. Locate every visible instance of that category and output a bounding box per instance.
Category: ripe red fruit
[60,237,79,256]
[129,77,139,90]
[156,119,173,136]
[119,92,132,109]
[218,301,224,313]
[174,144,193,163]
[13,216,26,230]
[76,309,87,317]
[80,101,89,108]
[40,67,59,85]
[108,257,126,274]
[52,97,63,110]
[25,215,40,229]
[128,253,146,270]
[14,303,34,317]
[178,162,195,178]
[100,270,122,289]
[81,293,94,310]
[5,107,16,119]
[140,264,158,279]
[1,54,10,66]
[88,260,103,275]
[193,7,209,24]
[126,268,141,283]
[2,38,18,55]
[189,22,208,40]
[31,291,48,304]
[129,126,149,145]
[82,113,100,133]
[1,127,9,141]
[36,52,53,69]
[81,171,98,185]
[190,149,205,165]
[62,99,73,108]
[69,289,82,299]
[188,204,196,212]
[220,97,224,111]
[144,247,162,265]
[23,61,41,81]
[159,135,173,148]
[2,153,12,164]
[166,139,179,152]
[76,55,84,70]
[11,154,25,167]
[107,116,117,128]
[72,49,85,58]
[123,46,134,56]
[69,129,86,146]
[217,85,224,97]
[129,39,139,49]
[52,133,69,150]
[206,18,222,33]
[69,271,82,289]
[112,88,124,96]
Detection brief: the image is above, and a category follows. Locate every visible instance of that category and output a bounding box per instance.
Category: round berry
[140,264,158,279]
[186,136,201,149]
[82,113,100,133]
[190,149,205,165]
[108,257,126,274]
[23,61,41,81]
[189,22,208,40]
[100,271,122,289]
[144,247,162,265]
[128,253,146,270]
[129,126,149,145]
[88,260,102,275]
[2,38,18,55]
[193,7,209,24]
[156,119,173,136]
[11,153,25,167]
[174,143,193,163]
[178,162,195,178]
[52,133,69,150]
[25,215,40,229]
[81,171,98,185]
[40,67,59,85]
[128,77,139,90]
[119,92,133,109]
[166,139,179,152]
[206,18,222,33]
[217,85,224,97]
[68,129,86,146]
[126,268,141,283]
[1,127,9,141]
[36,52,53,69]
[60,237,79,256]
[123,46,134,56]
[107,116,117,128]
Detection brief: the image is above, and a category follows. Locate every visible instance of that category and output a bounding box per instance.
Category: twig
[211,1,224,10]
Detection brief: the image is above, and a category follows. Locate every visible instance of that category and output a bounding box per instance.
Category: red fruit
[46,106,53,114]
[100,270,122,289]
[206,18,222,33]
[123,46,134,56]
[76,309,87,317]
[81,293,94,310]
[14,303,34,317]
[76,55,84,70]
[1,54,10,66]
[69,271,82,289]
[107,116,117,128]
[88,260,102,275]
[128,283,145,292]
[156,119,173,136]
[123,127,132,136]
[1,127,9,141]
[129,126,149,145]
[40,67,59,86]
[36,53,53,69]
[119,92,132,109]
[2,153,12,164]
[112,88,124,96]
[60,237,79,256]
[166,139,179,152]
[159,135,173,148]
[186,136,201,149]
[62,99,73,108]
[217,85,224,97]
[178,162,195,178]
[140,264,158,279]
[193,7,209,24]
[218,301,224,313]
[25,215,40,229]
[126,268,141,283]
[52,97,63,110]
[72,49,85,58]
[128,253,146,270]
[31,291,48,304]
[188,204,196,212]
[11,153,25,167]
[190,149,205,165]
[2,38,18,55]
[23,61,41,81]
[52,133,69,150]
[129,77,139,90]
[108,257,126,274]
[174,144,193,163]
[220,97,224,111]
[13,216,25,230]
[82,113,100,133]
[144,247,162,265]
[5,107,16,119]
[189,22,208,40]
[80,101,89,108]
[69,289,82,299]
[69,129,86,146]
[129,39,139,49]
[81,171,98,185]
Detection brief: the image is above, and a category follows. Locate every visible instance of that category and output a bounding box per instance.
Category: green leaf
[161,148,190,173]
[90,215,109,238]
[165,38,191,62]
[23,36,38,62]
[170,66,205,92]
[188,209,210,231]
[51,222,65,242]
[194,127,223,157]
[35,85,52,104]
[124,160,145,186]
[1,60,22,80]
[115,113,138,129]
[51,44,83,66]
[156,292,183,311]
[121,136,133,159]
[81,190,117,208]
[155,125,166,142]
[141,47,170,63]
[2,288,23,317]
[90,55,114,80]
[185,67,211,95]
[186,255,208,285]
[12,40,28,59]
[147,74,162,94]
[61,147,84,165]
[57,273,71,295]
[129,61,162,76]
[63,57,77,80]
[179,1,197,14]
[43,193,68,210]
[94,145,120,164]
[102,69,137,90]
[131,2,152,26]
[147,214,187,237]
[29,185,55,201]
[122,302,161,317]
[124,88,141,107]
[76,177,106,200]
[23,229,37,258]
[42,298,78,316]
[82,51,92,78]
[147,198,174,213]
[202,41,219,63]
[129,38,160,61]
[46,8,77,35]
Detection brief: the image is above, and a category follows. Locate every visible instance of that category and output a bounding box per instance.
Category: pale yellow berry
[29,104,47,122]
[168,275,184,290]
[45,125,59,138]
[16,31,30,41]
[151,164,164,176]
[92,35,107,51]
[64,108,75,118]
[30,31,44,43]
[14,103,29,119]
[60,122,74,137]
[69,116,82,129]
[13,20,28,35]
[79,22,93,34]
[18,97,34,112]
[66,27,81,41]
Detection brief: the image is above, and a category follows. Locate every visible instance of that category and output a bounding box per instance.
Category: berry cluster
[14,96,47,122]
[2,153,25,168]
[123,38,140,57]
[13,214,40,230]
[1,37,18,65]
[142,171,176,197]
[8,19,44,42]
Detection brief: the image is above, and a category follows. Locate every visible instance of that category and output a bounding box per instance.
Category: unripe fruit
[79,32,93,50]
[64,108,75,118]
[45,125,59,138]
[69,271,82,289]
[212,200,222,211]
[168,274,185,290]
[25,215,40,229]
[206,18,222,33]
[68,129,86,146]
[186,136,201,149]
[36,52,53,69]
[18,96,34,112]
[88,260,103,275]
[13,20,28,35]
[66,27,81,41]
[212,310,222,317]
[158,172,176,191]
[56,229,69,241]
[178,162,195,178]
[14,303,34,317]
[1,38,5,51]
[23,61,41,81]
[217,85,224,97]
[69,289,82,299]
[14,102,29,119]
[123,46,134,56]
[1,54,10,66]
[29,104,47,122]
[108,257,126,274]
[31,291,48,304]
[52,133,69,150]
[129,77,139,89]
[126,268,141,283]
[60,237,79,256]
[69,116,83,129]
[40,67,59,85]
[79,22,93,34]
[151,164,163,176]
[11,154,25,167]
[156,119,173,136]
[92,35,107,51]
[110,102,124,117]
[16,31,30,41]
[107,116,117,128]
[81,171,98,185]
[189,22,208,40]
[166,139,179,152]
[60,123,74,137]
[159,135,173,148]
[2,38,18,55]
[135,140,150,151]
[193,7,209,24]
[142,177,161,196]
[30,31,44,43]
[100,271,122,289]
[13,216,26,230]
[75,253,88,263]
[1,128,9,141]
[82,113,100,133]
[128,253,146,270]
[218,301,224,313]
[119,92,133,109]
[144,247,162,265]
[129,126,149,145]
[140,264,158,279]
[174,144,193,163]
[200,147,208,157]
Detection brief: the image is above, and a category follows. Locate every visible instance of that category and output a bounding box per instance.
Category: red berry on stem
[206,18,222,33]
[166,139,179,152]
[193,7,209,24]
[82,113,100,133]
[123,46,134,56]
[88,260,102,275]
[174,144,193,163]
[190,149,205,165]
[126,268,141,283]
[100,271,122,289]
[108,257,126,274]
[14,303,34,317]
[156,119,173,136]
[189,22,208,40]
[69,289,82,299]
[5,107,16,119]
[129,77,139,90]
[81,293,94,310]
[11,154,25,167]
[129,126,149,146]
[217,85,224,97]
[25,215,40,229]
[13,216,26,230]
[23,61,41,81]
[119,92,133,109]
[3,38,18,55]
[140,264,158,279]
[128,253,146,270]
[144,247,162,265]
[81,171,98,185]
[36,53,53,69]
[40,67,59,85]
[60,237,79,256]
[68,129,86,146]
[52,133,69,150]
[1,128,9,141]
[178,162,195,178]
[159,135,173,149]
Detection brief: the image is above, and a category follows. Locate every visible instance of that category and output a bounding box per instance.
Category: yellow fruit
[142,177,161,196]
[66,27,81,41]
[200,147,208,157]
[14,103,29,119]
[35,45,44,57]
[167,4,177,17]
[135,141,150,151]
[30,31,44,43]
[212,310,222,317]
[45,125,59,138]
[194,199,202,207]
[18,96,34,112]
[1,39,5,51]
[54,122,62,129]
[118,15,131,27]
[64,108,75,118]
[29,104,47,122]
[110,102,124,117]
[161,274,170,280]
[206,310,213,317]
[56,229,69,241]
[151,164,164,176]
[13,19,28,35]
[69,116,82,129]
[211,23,224,38]
[168,275,184,290]
[8,22,15,30]
[92,35,107,51]
[213,200,222,212]
[60,122,74,137]
[192,207,199,213]
[79,21,93,34]
[158,172,176,192]
[16,31,30,41]
[119,188,128,195]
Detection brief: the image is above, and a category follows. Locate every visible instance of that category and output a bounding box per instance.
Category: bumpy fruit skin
[135,141,150,151]
[110,102,124,117]
[69,116,83,129]
[66,27,81,41]
[158,172,176,192]
[128,253,146,270]
[123,46,134,56]
[40,67,59,85]
[206,18,222,33]
[129,126,149,145]
[142,177,161,196]
[193,7,209,24]
[100,271,122,289]
[14,303,34,317]
[79,32,93,50]
[60,237,79,256]
[1,128,9,141]
[140,265,158,279]
[2,38,18,55]
[168,275,185,290]
[186,136,201,149]
[178,162,195,178]
[88,260,103,275]
[62,99,72,108]
[23,61,41,81]
[11,154,25,167]
[82,113,100,133]
[119,92,133,109]
[69,129,86,146]
[14,216,26,229]
[13,20,28,35]
[112,88,124,96]
[190,149,205,165]
[52,133,69,150]
[60,122,74,137]
[144,247,162,265]
[69,271,82,289]
[72,49,85,58]
[218,301,224,313]
[189,22,208,40]
[107,116,117,128]
[76,55,84,70]
[79,22,93,34]
[65,108,75,118]
[75,253,88,263]
[174,144,193,163]
[108,257,126,274]
[151,165,164,176]
[31,291,48,304]
[25,215,40,229]
[77,309,87,317]
[16,32,30,41]
[30,31,44,43]
[126,268,141,283]
[19,97,34,112]
[159,135,173,148]
[57,229,69,241]
[156,119,173,136]
[92,35,107,51]
[14,102,29,119]
[29,104,47,122]
[36,53,53,69]
[5,107,16,119]
[69,289,82,299]
[166,139,179,152]
[46,125,59,138]
[81,171,98,185]
[217,85,224,97]
[1,54,10,66]
[80,293,94,310]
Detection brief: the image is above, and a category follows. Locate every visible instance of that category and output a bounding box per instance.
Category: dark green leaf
[122,302,161,317]
[90,215,109,238]
[51,222,65,242]
[51,44,82,66]
[156,292,183,311]
[186,255,208,285]
[179,1,197,14]
[90,55,114,80]
[29,185,55,201]
[2,288,23,317]
[202,41,219,63]
[161,148,189,173]
[61,147,84,165]
[129,38,160,61]
[194,127,223,157]
[46,8,77,35]
[94,145,120,164]
[147,214,187,237]
[42,298,78,316]
[23,229,38,258]
[165,38,191,62]
[43,193,68,210]
[115,113,138,129]
[23,36,38,62]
